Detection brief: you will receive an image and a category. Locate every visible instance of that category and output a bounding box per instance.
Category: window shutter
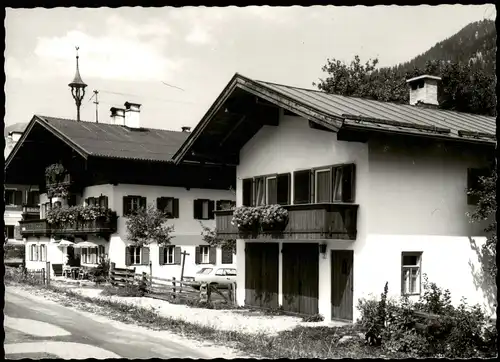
[242,178,253,206]
[310,171,315,203]
[99,196,108,208]
[159,246,165,265]
[174,247,181,265]
[209,247,217,264]
[123,196,131,216]
[208,200,215,219]
[195,246,201,264]
[173,198,179,218]
[14,190,23,205]
[216,200,221,211]
[156,197,164,212]
[277,173,291,205]
[293,170,311,204]
[125,246,132,266]
[14,225,22,240]
[193,199,202,219]
[142,247,150,265]
[221,246,233,264]
[140,197,147,210]
[342,164,356,203]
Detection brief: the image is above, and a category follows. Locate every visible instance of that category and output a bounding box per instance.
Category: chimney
[406,75,441,106]
[110,107,125,126]
[124,102,141,128]
[9,131,23,142]
[181,126,191,132]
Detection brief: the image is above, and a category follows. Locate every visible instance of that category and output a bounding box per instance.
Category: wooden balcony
[215,203,359,241]
[19,217,117,237]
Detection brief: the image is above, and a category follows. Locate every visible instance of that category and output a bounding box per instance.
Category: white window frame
[129,197,141,214]
[265,176,277,205]
[164,246,175,265]
[30,244,39,261]
[314,168,332,203]
[401,252,422,296]
[200,245,209,264]
[39,244,46,262]
[131,246,142,265]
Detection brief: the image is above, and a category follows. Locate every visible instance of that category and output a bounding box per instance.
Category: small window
[401,252,422,296]
[123,196,146,216]
[158,197,175,218]
[5,225,15,239]
[131,246,142,265]
[99,196,108,208]
[5,189,22,206]
[315,169,331,203]
[193,199,214,220]
[27,190,40,206]
[242,179,253,206]
[88,197,96,206]
[294,170,311,204]
[30,244,39,261]
[39,244,47,262]
[200,246,210,264]
[266,176,277,204]
[254,177,265,206]
[164,246,175,265]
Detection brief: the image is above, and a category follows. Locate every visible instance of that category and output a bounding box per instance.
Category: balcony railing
[22,204,40,214]
[19,217,118,237]
[215,203,359,241]
[5,204,23,212]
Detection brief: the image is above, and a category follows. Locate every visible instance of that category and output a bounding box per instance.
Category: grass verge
[6,281,410,359]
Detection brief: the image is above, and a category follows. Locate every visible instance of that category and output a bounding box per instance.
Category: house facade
[173,73,496,322]
[5,107,236,280]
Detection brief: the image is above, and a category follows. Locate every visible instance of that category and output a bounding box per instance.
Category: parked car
[189,267,237,289]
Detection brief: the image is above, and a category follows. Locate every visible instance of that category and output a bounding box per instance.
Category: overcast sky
[5,5,496,131]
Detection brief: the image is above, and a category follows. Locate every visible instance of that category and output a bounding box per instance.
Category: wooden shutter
[242,178,253,206]
[293,170,311,204]
[158,246,165,265]
[277,173,291,205]
[173,198,179,218]
[195,246,201,264]
[310,170,315,203]
[123,196,131,216]
[140,197,147,209]
[221,246,233,264]
[174,246,181,265]
[342,164,356,203]
[209,247,217,264]
[14,190,23,205]
[14,225,22,240]
[125,246,132,266]
[208,200,215,219]
[216,200,221,210]
[157,197,164,211]
[193,199,202,219]
[142,247,150,265]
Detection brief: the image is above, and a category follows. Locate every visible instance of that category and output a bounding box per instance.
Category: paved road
[4,289,213,359]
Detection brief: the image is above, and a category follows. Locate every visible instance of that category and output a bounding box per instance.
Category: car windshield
[197,268,213,275]
[225,269,237,276]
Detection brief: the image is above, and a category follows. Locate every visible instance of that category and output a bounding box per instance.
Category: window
[30,244,39,261]
[216,200,236,211]
[193,199,215,220]
[5,189,23,206]
[315,169,331,203]
[98,196,108,208]
[401,252,422,296]
[242,179,253,206]
[27,190,40,206]
[157,197,179,218]
[123,196,146,216]
[41,203,51,219]
[200,246,209,263]
[164,246,175,265]
[254,177,265,206]
[221,246,234,264]
[266,176,277,204]
[276,173,291,205]
[81,247,101,264]
[87,197,96,206]
[467,168,490,205]
[126,246,150,266]
[39,244,47,262]
[294,170,312,204]
[5,225,14,239]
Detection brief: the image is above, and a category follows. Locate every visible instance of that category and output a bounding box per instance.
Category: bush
[356,278,498,358]
[302,313,325,322]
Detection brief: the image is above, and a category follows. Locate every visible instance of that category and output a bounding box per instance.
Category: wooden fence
[109,264,136,288]
[24,262,51,286]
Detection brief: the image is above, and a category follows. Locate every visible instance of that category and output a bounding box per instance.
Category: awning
[57,239,75,247]
[73,241,99,248]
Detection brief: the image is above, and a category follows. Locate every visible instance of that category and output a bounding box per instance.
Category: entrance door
[282,243,319,315]
[331,250,354,321]
[244,242,279,309]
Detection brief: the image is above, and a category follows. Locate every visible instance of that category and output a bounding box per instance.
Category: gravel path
[65,284,348,336]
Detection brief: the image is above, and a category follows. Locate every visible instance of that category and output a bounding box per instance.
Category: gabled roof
[173,73,496,164]
[6,115,189,168]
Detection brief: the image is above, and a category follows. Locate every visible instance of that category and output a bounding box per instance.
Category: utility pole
[92,90,99,123]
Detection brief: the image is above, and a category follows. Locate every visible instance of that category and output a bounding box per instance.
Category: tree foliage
[200,221,236,254]
[467,170,497,279]
[126,204,174,247]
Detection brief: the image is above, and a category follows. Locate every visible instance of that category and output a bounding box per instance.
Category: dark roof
[255,79,496,142]
[36,115,189,162]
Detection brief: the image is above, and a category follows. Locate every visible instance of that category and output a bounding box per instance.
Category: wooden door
[282,243,319,315]
[331,250,354,321]
[244,242,279,309]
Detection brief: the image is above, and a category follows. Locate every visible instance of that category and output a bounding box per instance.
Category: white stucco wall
[234,111,495,321]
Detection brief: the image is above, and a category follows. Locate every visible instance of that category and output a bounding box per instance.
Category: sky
[5,5,496,132]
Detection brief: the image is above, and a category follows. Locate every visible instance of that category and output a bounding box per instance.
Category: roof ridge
[36,115,188,134]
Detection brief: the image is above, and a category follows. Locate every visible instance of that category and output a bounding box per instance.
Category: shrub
[302,313,325,322]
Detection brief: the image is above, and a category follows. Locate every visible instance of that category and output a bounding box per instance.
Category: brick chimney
[124,102,141,128]
[181,126,191,132]
[406,75,441,106]
[110,107,125,126]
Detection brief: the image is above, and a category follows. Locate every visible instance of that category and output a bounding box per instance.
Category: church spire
[68,47,87,121]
